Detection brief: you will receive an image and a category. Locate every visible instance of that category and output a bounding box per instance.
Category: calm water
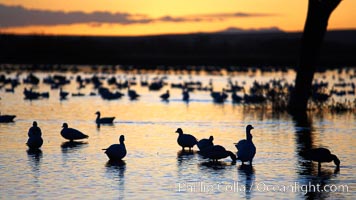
[0,69,355,199]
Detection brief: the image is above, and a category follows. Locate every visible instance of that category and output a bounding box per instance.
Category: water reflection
[27,149,42,171]
[177,150,196,157]
[293,113,339,199]
[96,123,115,130]
[27,149,42,189]
[61,141,88,153]
[105,160,126,199]
[301,170,339,200]
[105,160,126,175]
[199,160,236,170]
[293,112,315,176]
[237,164,255,199]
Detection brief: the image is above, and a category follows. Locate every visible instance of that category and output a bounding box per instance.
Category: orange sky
[0,0,355,36]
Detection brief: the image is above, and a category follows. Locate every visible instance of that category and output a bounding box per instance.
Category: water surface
[0,69,355,199]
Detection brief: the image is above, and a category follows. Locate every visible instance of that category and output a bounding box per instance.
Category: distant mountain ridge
[0,29,355,67]
[217,26,284,34]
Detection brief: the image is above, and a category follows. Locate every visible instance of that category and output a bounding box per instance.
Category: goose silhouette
[303,147,340,171]
[175,128,197,151]
[60,123,88,142]
[103,135,127,160]
[26,121,43,149]
[127,87,140,100]
[182,88,190,101]
[235,125,256,165]
[197,136,214,151]
[160,90,170,101]
[95,111,115,124]
[200,145,237,162]
[59,88,69,100]
[0,112,16,123]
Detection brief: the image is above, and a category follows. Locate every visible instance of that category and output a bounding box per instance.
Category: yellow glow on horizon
[0,0,355,36]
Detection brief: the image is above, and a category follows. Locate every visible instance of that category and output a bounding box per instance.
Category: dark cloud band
[0,4,275,28]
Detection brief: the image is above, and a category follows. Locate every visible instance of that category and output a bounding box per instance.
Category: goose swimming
[200,145,237,162]
[235,125,256,165]
[197,136,214,151]
[175,128,197,151]
[303,147,340,171]
[160,90,170,101]
[103,135,127,160]
[95,111,115,124]
[60,123,89,142]
[0,112,16,123]
[26,121,43,149]
[128,86,140,100]
[60,88,69,100]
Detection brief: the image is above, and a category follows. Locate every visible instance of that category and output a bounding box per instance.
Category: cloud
[0,4,152,27]
[0,4,275,28]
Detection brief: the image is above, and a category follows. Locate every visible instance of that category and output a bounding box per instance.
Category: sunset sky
[0,0,355,36]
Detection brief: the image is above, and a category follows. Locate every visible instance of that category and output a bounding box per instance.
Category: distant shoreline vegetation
[0,64,355,74]
[0,30,355,68]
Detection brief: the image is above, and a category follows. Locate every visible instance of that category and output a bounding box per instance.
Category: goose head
[246,125,254,132]
[33,121,38,127]
[175,128,183,135]
[95,111,101,115]
[332,154,340,167]
[246,125,254,140]
[119,135,125,143]
[62,123,68,128]
[209,136,214,142]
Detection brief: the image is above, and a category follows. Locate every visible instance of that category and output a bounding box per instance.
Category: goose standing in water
[197,136,214,151]
[235,125,256,165]
[303,148,340,171]
[95,111,115,124]
[103,135,127,160]
[200,144,237,162]
[26,121,43,149]
[175,128,197,151]
[60,123,88,142]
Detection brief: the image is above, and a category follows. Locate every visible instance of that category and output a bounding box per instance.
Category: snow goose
[235,125,256,165]
[26,121,43,149]
[197,136,214,151]
[303,147,340,171]
[200,145,237,162]
[60,123,88,141]
[103,135,127,160]
[95,111,115,124]
[175,128,197,151]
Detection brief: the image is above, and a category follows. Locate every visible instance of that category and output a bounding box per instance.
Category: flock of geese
[23,115,340,171]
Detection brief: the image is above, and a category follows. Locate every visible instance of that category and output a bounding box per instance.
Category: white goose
[95,111,115,124]
[175,128,197,151]
[197,136,214,151]
[103,135,127,160]
[60,123,89,142]
[26,121,43,149]
[235,125,256,165]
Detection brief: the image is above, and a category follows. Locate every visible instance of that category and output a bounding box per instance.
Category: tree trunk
[288,0,341,114]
